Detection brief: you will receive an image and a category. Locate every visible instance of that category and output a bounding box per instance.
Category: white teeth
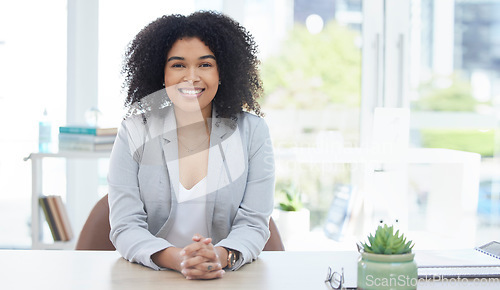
[179,88,203,95]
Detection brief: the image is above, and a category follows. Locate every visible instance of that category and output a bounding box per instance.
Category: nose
[184,68,200,83]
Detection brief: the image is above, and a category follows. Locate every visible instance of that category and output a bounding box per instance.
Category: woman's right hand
[179,235,225,280]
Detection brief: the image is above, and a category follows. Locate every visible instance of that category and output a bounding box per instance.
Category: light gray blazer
[108,105,275,270]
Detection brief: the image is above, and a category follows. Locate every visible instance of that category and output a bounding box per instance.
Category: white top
[164,177,209,247]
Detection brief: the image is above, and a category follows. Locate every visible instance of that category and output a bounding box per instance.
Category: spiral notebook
[416,241,500,278]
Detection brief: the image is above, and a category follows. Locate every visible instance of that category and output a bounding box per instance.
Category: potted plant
[357,224,417,290]
[273,187,310,246]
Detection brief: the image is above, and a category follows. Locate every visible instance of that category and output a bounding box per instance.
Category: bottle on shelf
[38,108,52,153]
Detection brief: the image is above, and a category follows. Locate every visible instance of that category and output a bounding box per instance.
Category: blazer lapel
[205,111,239,236]
[160,106,180,204]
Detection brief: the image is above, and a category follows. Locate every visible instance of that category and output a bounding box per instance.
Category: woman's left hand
[179,234,225,280]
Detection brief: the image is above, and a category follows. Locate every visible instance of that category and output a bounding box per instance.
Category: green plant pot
[357,252,418,290]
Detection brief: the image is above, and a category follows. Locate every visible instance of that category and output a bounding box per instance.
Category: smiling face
[164,37,219,117]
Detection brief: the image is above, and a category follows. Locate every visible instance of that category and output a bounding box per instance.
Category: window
[0,0,67,248]
[407,0,500,247]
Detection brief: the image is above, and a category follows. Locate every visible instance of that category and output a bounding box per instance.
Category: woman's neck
[174,104,212,137]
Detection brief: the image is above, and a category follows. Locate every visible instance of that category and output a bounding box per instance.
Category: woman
[108,11,275,280]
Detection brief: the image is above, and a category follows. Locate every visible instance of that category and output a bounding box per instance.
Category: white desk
[2,250,499,289]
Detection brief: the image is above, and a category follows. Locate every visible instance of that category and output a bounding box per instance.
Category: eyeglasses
[325,266,345,289]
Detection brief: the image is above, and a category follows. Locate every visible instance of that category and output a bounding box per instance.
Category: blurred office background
[1,0,499,250]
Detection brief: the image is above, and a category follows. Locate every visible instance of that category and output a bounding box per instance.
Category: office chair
[76,194,285,251]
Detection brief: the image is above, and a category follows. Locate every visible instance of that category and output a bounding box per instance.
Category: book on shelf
[47,196,66,241]
[58,141,114,152]
[58,133,116,144]
[59,126,118,136]
[39,195,73,242]
[53,196,73,240]
[58,129,116,152]
[39,197,60,241]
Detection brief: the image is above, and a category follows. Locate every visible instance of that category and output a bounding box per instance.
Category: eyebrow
[167,55,216,62]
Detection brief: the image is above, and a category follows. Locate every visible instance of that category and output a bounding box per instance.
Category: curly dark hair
[122,11,263,120]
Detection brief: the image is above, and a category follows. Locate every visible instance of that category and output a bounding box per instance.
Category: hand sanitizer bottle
[38,108,52,152]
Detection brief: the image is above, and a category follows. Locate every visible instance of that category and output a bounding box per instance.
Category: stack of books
[39,195,73,241]
[58,126,117,151]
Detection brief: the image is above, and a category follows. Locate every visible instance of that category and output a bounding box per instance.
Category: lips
[178,87,205,97]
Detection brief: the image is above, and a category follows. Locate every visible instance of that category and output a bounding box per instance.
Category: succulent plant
[278,188,303,212]
[361,224,414,255]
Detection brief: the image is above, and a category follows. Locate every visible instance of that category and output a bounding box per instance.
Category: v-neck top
[164,177,209,247]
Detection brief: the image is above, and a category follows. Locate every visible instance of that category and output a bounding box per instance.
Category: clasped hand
[179,234,225,280]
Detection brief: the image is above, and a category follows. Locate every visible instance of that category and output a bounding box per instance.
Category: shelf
[24,150,111,161]
[25,150,111,250]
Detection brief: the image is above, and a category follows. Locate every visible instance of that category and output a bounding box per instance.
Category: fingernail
[180,250,185,256]
[180,262,185,267]
[186,276,192,280]
[220,270,225,277]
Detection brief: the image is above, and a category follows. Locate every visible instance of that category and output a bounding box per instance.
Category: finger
[183,269,225,280]
[193,248,219,262]
[183,261,223,277]
[194,261,222,272]
[191,233,205,242]
[181,255,209,269]
[180,242,206,257]
[181,239,214,257]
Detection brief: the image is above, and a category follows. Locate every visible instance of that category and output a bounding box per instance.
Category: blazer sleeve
[108,119,173,270]
[215,117,275,270]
